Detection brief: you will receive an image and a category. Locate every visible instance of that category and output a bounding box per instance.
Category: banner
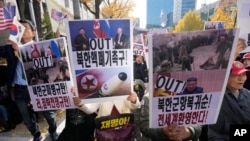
[66,19,133,103]
[237,0,250,35]
[20,37,75,111]
[95,113,134,129]
[95,113,135,141]
[148,28,239,128]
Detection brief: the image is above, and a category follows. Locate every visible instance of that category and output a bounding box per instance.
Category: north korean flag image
[76,69,104,98]
[93,20,111,38]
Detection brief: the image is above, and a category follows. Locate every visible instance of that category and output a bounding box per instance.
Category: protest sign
[204,21,224,30]
[95,113,135,141]
[148,28,239,128]
[133,43,144,56]
[237,0,250,55]
[237,0,250,35]
[46,0,74,36]
[95,113,134,129]
[20,37,75,111]
[66,19,133,103]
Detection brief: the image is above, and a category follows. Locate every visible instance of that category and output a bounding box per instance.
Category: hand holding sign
[126,91,138,104]
[163,122,192,141]
[73,96,83,107]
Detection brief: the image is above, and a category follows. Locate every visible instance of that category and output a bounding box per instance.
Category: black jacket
[0,44,18,92]
[134,61,148,83]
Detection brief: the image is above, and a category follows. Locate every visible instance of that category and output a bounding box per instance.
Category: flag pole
[28,0,39,41]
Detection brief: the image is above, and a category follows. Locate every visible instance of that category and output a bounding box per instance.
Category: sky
[132,0,219,28]
[146,0,173,26]
[131,0,147,28]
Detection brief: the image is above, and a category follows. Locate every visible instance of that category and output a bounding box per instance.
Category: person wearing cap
[207,61,250,141]
[73,90,140,141]
[180,77,203,95]
[0,19,58,141]
[134,55,148,83]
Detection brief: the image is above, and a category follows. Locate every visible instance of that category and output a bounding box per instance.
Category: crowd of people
[0,18,250,141]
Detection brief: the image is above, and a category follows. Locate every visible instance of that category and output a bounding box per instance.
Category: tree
[42,11,55,40]
[80,0,100,18]
[101,0,135,18]
[209,7,236,28]
[173,10,203,32]
[80,0,135,19]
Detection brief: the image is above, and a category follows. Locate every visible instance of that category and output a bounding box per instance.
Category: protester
[133,79,146,141]
[0,98,9,133]
[57,109,96,141]
[0,84,22,132]
[139,93,202,141]
[200,38,247,141]
[0,19,58,141]
[57,84,96,141]
[73,90,140,141]
[134,55,148,83]
[241,52,250,92]
[242,53,250,68]
[0,85,10,132]
[207,61,250,141]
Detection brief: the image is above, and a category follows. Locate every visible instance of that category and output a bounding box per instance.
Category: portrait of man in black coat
[73,28,89,51]
[113,27,129,49]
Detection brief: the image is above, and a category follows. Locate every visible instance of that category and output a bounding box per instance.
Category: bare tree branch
[82,2,96,15]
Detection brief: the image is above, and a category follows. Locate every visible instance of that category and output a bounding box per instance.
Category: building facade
[173,0,196,24]
[196,1,220,21]
[166,12,173,28]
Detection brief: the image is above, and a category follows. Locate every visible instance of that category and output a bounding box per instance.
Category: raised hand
[126,91,137,104]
